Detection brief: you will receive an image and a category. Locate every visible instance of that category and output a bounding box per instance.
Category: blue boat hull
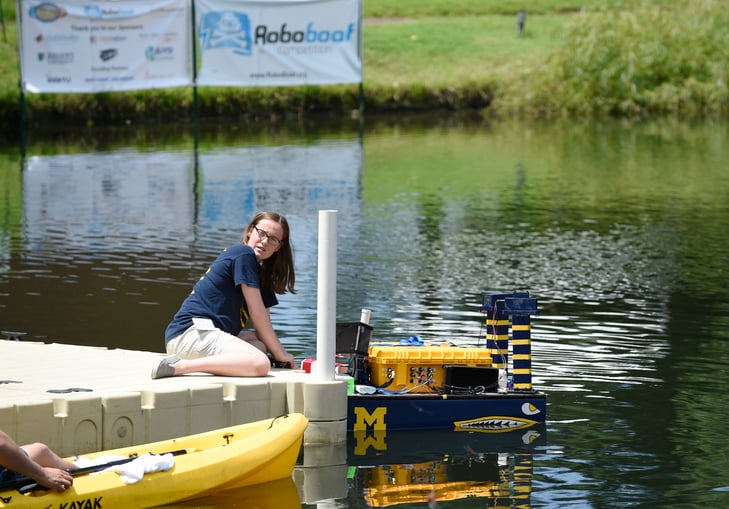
[347,391,547,432]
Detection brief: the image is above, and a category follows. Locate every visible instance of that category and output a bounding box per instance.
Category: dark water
[2,116,729,508]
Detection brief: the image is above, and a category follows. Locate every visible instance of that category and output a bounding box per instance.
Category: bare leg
[237,330,268,354]
[22,443,76,470]
[172,340,271,377]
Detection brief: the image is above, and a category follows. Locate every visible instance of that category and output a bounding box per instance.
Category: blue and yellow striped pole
[509,311,534,390]
[484,302,510,370]
[482,292,538,391]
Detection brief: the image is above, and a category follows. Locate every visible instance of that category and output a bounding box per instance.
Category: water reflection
[2,117,729,508]
[158,477,300,508]
[347,427,546,508]
[3,138,365,351]
[24,150,195,255]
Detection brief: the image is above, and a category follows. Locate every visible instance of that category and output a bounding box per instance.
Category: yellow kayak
[0,413,308,509]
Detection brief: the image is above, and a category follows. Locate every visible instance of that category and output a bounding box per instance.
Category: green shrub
[496,1,729,117]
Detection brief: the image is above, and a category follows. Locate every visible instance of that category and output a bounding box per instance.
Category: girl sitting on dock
[152,211,297,379]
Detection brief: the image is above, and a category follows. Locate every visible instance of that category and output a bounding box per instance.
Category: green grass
[362,0,631,17]
[363,15,565,87]
[0,0,727,124]
[0,16,19,96]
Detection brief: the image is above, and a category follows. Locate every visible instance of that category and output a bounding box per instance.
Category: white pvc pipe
[314,210,337,380]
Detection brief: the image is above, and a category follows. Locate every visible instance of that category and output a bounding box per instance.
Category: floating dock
[0,339,348,457]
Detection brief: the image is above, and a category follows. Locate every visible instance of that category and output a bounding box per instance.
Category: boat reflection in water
[151,418,544,509]
[348,424,546,508]
[156,477,301,509]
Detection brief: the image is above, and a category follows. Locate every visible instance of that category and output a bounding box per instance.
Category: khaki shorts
[166,325,242,359]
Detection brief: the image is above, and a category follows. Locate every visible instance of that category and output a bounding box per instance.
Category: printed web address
[249,72,307,79]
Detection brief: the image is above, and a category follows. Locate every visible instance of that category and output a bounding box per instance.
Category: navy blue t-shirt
[164,244,278,343]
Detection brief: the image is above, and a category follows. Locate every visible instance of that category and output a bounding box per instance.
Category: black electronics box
[443,365,499,394]
[335,322,373,355]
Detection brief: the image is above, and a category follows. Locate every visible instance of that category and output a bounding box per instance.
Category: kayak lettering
[58,497,102,509]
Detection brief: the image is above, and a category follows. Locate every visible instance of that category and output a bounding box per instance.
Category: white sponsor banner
[195,0,361,86]
[19,0,192,93]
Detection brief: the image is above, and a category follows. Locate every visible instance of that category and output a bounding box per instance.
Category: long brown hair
[242,211,296,294]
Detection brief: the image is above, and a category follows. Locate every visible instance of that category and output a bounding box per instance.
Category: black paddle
[0,448,188,494]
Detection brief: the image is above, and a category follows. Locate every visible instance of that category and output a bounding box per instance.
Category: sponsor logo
[99,49,118,61]
[139,32,177,43]
[90,35,127,44]
[46,74,71,83]
[28,2,67,23]
[145,46,174,61]
[90,65,129,72]
[37,33,80,44]
[38,51,74,64]
[84,5,135,19]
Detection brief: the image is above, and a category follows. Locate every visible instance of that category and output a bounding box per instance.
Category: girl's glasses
[253,226,282,246]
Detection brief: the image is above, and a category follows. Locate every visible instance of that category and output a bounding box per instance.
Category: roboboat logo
[199,11,355,56]
[199,11,252,56]
[84,4,135,20]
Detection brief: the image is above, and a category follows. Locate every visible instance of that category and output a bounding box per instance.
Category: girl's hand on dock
[273,352,295,369]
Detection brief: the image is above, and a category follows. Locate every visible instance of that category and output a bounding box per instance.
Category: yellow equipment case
[366,343,494,393]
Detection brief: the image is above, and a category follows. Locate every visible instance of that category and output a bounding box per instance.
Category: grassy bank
[0,0,727,126]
